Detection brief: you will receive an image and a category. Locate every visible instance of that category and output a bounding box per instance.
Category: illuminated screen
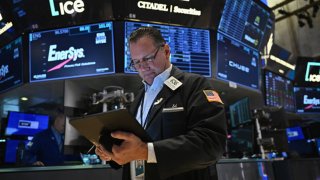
[294,87,320,114]
[0,37,23,93]
[124,21,211,77]
[218,0,274,51]
[216,32,260,90]
[294,57,320,87]
[264,70,295,112]
[5,112,49,136]
[5,139,30,163]
[286,126,305,141]
[229,97,251,128]
[29,21,115,82]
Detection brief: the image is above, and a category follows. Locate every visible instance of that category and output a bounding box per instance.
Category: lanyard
[140,94,147,129]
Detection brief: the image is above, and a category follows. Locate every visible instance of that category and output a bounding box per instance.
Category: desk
[0,164,122,180]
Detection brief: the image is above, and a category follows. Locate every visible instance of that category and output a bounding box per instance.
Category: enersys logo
[47,45,85,72]
[48,44,85,62]
[49,0,85,17]
[305,62,320,82]
[303,95,320,110]
[0,65,9,79]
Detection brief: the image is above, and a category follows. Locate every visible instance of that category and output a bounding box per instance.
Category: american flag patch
[203,90,223,104]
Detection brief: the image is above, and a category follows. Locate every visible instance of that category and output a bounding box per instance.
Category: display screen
[119,0,225,30]
[294,87,320,114]
[286,126,305,141]
[218,0,274,51]
[229,97,251,128]
[0,36,23,93]
[124,21,211,77]
[5,112,49,136]
[228,125,254,156]
[216,32,260,90]
[270,44,291,61]
[4,139,30,163]
[264,70,295,112]
[294,57,320,87]
[29,21,115,82]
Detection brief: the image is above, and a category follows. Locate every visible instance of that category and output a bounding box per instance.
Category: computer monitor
[4,139,30,163]
[294,57,320,87]
[216,32,260,90]
[228,124,255,157]
[229,97,252,128]
[294,87,320,114]
[29,21,115,82]
[0,36,23,93]
[218,0,274,51]
[286,126,305,141]
[4,112,49,137]
[124,21,211,77]
[263,69,295,112]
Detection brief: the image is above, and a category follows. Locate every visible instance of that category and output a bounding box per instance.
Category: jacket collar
[132,66,184,129]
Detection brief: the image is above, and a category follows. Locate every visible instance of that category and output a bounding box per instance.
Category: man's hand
[33,161,45,166]
[95,131,148,165]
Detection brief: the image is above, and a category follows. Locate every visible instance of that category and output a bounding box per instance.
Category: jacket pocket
[162,110,186,138]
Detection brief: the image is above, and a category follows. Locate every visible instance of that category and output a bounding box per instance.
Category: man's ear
[164,44,170,59]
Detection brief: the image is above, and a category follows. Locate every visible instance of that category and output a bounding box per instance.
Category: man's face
[54,115,66,134]
[130,36,170,85]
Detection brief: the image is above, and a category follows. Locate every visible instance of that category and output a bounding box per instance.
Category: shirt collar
[142,64,172,91]
[51,126,62,136]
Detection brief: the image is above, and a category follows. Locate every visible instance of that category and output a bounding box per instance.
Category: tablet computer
[69,109,150,152]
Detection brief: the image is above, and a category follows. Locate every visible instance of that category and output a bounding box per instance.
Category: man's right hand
[33,161,45,166]
[95,144,113,161]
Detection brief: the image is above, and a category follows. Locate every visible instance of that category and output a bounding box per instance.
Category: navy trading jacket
[23,128,64,166]
[120,66,227,180]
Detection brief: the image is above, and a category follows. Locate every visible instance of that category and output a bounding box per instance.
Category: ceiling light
[21,97,28,101]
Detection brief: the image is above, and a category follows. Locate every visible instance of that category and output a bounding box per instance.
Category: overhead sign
[136,1,201,16]
[305,62,320,83]
[49,0,85,17]
[120,0,225,29]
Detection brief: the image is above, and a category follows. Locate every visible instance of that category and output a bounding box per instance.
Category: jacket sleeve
[23,135,41,165]
[153,76,227,179]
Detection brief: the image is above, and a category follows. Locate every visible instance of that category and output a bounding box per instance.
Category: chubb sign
[49,0,85,17]
[305,62,320,83]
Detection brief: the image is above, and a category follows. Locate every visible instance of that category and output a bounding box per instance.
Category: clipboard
[69,109,151,152]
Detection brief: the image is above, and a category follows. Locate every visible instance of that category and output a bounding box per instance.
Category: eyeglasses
[129,45,163,71]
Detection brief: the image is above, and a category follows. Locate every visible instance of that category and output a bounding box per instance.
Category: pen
[87,145,95,154]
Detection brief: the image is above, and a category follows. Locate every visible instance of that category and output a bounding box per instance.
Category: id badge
[135,160,144,177]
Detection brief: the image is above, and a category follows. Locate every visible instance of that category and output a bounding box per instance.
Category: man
[95,27,227,180]
[23,109,65,166]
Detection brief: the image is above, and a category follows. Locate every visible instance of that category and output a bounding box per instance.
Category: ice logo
[305,62,320,82]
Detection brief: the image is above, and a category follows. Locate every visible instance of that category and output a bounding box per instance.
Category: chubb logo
[0,65,9,78]
[49,0,85,17]
[229,61,250,73]
[48,44,85,62]
[304,95,320,106]
[305,62,320,82]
